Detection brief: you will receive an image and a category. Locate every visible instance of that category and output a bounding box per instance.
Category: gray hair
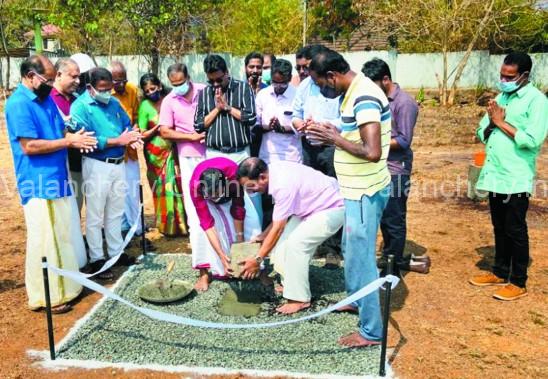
[54,58,79,73]
[167,63,188,78]
[110,60,126,74]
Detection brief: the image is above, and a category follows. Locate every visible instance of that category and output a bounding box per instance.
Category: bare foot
[338,332,381,348]
[194,270,210,292]
[276,300,311,314]
[335,304,358,314]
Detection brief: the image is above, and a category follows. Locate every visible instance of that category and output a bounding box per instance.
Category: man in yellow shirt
[110,61,145,241]
[307,49,391,349]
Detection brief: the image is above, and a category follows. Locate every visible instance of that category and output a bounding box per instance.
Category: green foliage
[415,86,425,104]
[206,0,303,55]
[309,0,360,43]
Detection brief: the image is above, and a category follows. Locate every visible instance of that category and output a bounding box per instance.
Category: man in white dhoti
[5,55,97,313]
[188,157,262,291]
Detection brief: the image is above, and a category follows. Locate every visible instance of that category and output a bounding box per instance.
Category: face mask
[92,86,112,104]
[147,90,161,102]
[262,69,271,85]
[320,83,338,99]
[173,82,190,97]
[273,83,288,95]
[34,82,53,100]
[498,73,524,93]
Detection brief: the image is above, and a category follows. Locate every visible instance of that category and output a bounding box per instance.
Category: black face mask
[35,83,53,101]
[320,83,338,99]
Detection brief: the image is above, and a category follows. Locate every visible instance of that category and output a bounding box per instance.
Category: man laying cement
[237,157,344,314]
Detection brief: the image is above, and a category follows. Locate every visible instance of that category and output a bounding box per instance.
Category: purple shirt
[159,83,206,158]
[387,84,418,175]
[50,87,75,117]
[256,85,302,164]
[268,161,344,222]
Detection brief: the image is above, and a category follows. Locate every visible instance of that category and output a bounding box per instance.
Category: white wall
[1,50,546,90]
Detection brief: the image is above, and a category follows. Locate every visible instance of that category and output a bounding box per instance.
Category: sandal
[90,260,115,280]
[51,304,73,314]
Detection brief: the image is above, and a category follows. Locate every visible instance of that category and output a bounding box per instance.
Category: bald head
[54,58,81,95]
[110,60,128,94]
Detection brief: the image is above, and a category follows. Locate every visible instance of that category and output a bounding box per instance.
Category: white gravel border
[27,253,395,379]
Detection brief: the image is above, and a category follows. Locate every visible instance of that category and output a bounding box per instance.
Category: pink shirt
[255,85,302,164]
[189,157,246,231]
[268,161,344,222]
[159,83,206,158]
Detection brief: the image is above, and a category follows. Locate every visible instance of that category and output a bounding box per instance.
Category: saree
[138,99,188,236]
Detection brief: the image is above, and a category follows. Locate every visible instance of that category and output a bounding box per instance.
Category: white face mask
[92,86,112,104]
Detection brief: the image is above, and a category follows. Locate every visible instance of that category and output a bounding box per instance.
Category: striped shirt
[335,72,391,200]
[194,78,257,150]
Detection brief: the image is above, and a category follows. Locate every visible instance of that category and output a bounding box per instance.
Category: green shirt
[476,83,547,194]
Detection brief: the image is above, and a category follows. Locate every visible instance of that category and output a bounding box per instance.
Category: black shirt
[194,78,257,150]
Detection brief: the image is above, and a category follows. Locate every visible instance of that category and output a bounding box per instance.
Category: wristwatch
[224,105,232,112]
[254,256,263,264]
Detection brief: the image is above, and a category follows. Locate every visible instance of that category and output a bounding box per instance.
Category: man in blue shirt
[5,55,97,313]
[292,44,342,264]
[70,67,143,279]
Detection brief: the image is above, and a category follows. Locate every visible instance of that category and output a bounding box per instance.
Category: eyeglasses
[113,79,128,85]
[295,65,309,72]
[31,71,54,86]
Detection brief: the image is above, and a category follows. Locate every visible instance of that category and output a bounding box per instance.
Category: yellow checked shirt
[335,73,391,200]
[112,82,140,161]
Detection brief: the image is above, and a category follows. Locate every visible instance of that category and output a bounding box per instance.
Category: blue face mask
[147,90,161,102]
[173,81,190,97]
[498,73,525,93]
[262,69,271,85]
[320,83,338,99]
[92,86,111,104]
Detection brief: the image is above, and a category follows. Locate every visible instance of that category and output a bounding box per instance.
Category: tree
[308,0,361,48]
[354,0,545,106]
[206,0,303,55]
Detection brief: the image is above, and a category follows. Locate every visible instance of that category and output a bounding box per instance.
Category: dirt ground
[0,102,546,379]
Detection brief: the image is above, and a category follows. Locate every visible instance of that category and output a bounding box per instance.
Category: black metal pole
[379,254,394,377]
[41,257,56,360]
[139,184,146,256]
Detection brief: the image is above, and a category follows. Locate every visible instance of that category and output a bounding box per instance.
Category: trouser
[205,146,250,164]
[122,159,143,235]
[380,175,411,272]
[343,186,390,341]
[271,208,345,302]
[302,141,340,253]
[302,140,336,178]
[489,192,529,288]
[70,170,84,214]
[83,157,126,263]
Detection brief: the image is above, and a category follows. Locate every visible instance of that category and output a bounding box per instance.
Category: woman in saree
[138,73,188,236]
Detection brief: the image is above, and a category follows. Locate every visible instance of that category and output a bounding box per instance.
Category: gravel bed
[57,254,381,376]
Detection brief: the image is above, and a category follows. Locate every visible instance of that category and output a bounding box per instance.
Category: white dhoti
[23,197,83,310]
[190,193,262,277]
[66,168,87,269]
[271,207,345,302]
[123,158,142,235]
[68,194,87,268]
